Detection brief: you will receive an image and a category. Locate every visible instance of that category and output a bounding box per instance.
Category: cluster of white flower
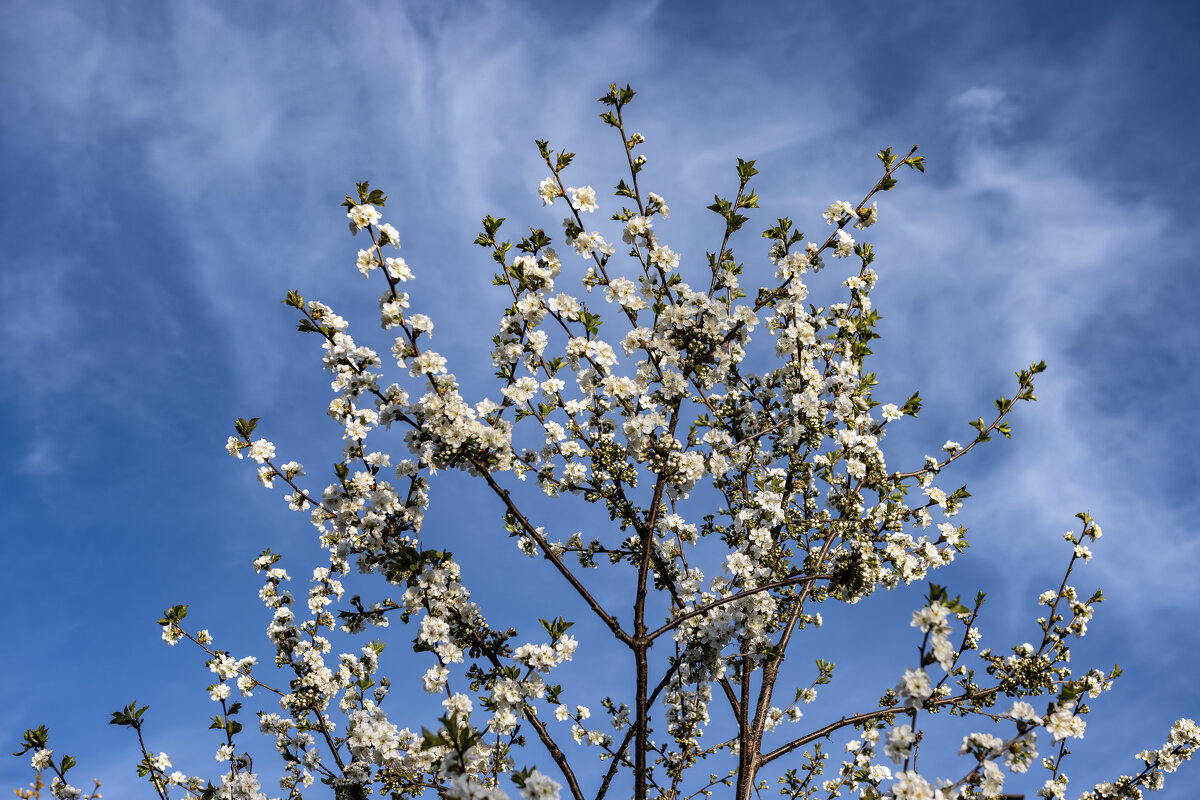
[213,771,270,800]
[1045,701,1087,742]
[912,600,957,671]
[895,667,934,710]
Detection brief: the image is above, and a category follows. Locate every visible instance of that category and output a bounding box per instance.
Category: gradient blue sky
[2,1,1199,797]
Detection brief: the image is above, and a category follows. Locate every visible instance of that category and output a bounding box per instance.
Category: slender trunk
[734,647,758,800]
[734,748,759,800]
[634,640,649,800]
[633,411,680,800]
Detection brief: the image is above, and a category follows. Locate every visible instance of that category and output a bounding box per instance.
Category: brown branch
[647,572,831,642]
[476,469,632,647]
[760,686,1001,765]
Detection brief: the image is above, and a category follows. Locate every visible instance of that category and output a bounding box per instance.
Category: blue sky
[2,1,1198,797]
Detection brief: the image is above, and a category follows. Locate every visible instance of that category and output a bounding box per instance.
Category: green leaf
[157,604,189,625]
[599,83,636,110]
[475,215,505,248]
[902,392,922,417]
[109,702,148,728]
[13,725,49,756]
[579,310,602,336]
[707,196,732,218]
[234,417,260,439]
[296,318,324,335]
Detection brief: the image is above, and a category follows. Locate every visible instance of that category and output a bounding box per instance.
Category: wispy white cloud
[880,91,1198,611]
[11,0,1190,639]
[949,86,1017,133]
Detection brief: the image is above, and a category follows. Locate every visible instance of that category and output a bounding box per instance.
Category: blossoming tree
[15,84,1197,800]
